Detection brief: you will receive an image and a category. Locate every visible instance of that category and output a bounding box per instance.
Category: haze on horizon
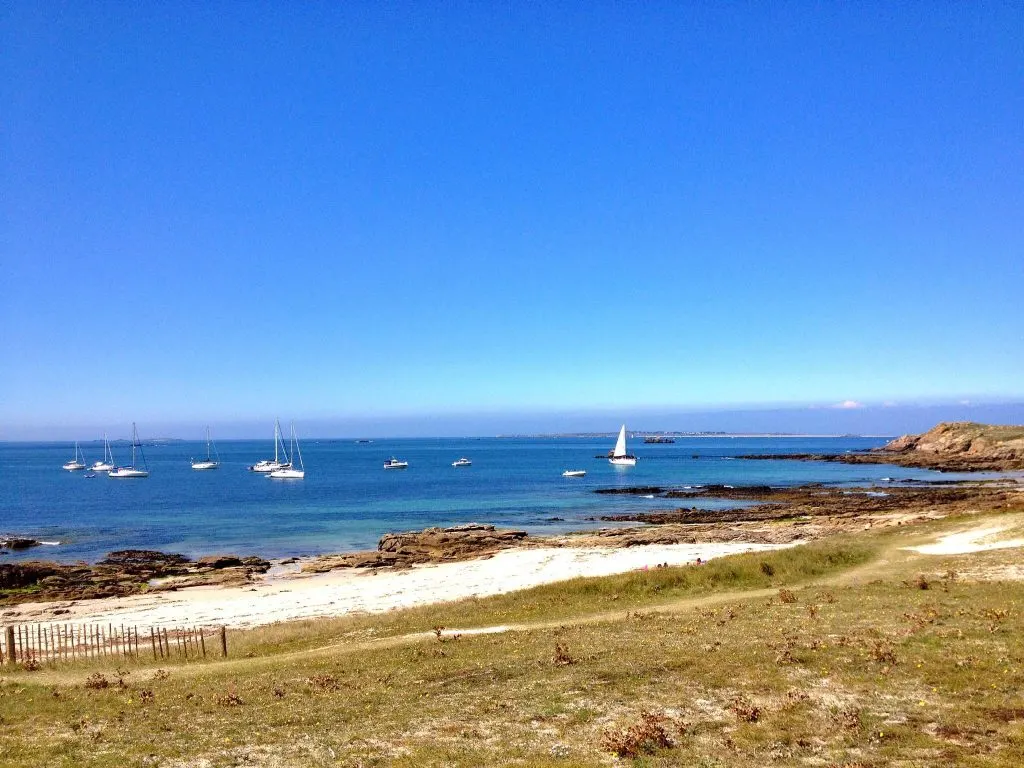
[2,4,1021,441]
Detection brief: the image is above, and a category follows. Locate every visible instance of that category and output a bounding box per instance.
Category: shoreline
[2,540,792,629]
[4,477,1022,629]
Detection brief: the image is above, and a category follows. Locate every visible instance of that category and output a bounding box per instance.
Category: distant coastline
[495,432,895,439]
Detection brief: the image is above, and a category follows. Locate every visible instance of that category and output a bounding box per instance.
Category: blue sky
[2,3,1022,439]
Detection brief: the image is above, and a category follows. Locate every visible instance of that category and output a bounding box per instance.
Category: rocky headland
[738,421,1024,471]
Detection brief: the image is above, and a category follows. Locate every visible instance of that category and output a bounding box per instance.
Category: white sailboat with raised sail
[109,423,150,478]
[249,418,291,473]
[269,423,304,479]
[63,441,86,471]
[191,426,220,470]
[608,424,637,466]
[90,432,115,472]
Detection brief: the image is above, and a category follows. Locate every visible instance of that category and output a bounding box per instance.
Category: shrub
[84,673,109,690]
[553,643,576,666]
[778,588,798,604]
[306,674,342,692]
[869,639,897,666]
[216,691,244,706]
[729,696,762,722]
[600,711,674,758]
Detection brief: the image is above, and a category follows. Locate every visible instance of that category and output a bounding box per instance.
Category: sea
[0,436,994,564]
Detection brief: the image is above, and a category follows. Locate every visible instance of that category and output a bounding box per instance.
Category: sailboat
[249,419,291,473]
[90,432,115,472]
[63,441,86,471]
[269,423,305,479]
[191,426,220,470]
[109,423,150,478]
[608,424,637,466]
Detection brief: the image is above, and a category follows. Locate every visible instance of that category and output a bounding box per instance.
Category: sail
[613,425,627,457]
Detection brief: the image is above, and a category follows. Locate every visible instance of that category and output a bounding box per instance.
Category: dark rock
[593,486,665,496]
[99,550,191,572]
[0,537,43,551]
[0,562,63,590]
[240,556,271,572]
[198,555,244,569]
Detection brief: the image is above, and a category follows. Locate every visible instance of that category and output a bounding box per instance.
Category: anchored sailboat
[109,423,150,478]
[63,441,86,471]
[90,432,115,472]
[191,426,220,470]
[249,419,291,473]
[269,423,304,479]
[608,424,637,467]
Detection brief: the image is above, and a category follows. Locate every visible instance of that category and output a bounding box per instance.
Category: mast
[292,423,304,471]
[132,422,148,470]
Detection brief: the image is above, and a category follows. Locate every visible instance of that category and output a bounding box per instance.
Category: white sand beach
[6,541,793,629]
[905,524,1024,556]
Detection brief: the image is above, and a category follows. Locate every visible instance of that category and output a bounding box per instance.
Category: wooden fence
[1,623,228,665]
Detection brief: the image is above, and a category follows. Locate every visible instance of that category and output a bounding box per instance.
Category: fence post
[4,627,13,664]
[220,626,227,657]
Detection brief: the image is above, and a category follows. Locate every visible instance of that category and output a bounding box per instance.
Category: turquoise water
[0,436,979,563]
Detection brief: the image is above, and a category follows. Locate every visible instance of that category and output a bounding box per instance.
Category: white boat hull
[108,467,149,478]
[609,456,637,466]
[384,463,408,470]
[63,462,86,471]
[191,461,219,470]
[269,468,305,479]
[250,461,289,473]
[90,462,114,472]
[562,470,586,477]
[452,459,472,467]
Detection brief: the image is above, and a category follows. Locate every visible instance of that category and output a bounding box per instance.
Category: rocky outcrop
[738,422,1024,472]
[0,550,271,605]
[881,422,1024,465]
[303,524,529,572]
[593,483,1021,532]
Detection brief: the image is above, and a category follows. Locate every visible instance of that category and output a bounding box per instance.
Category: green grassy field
[2,512,1023,767]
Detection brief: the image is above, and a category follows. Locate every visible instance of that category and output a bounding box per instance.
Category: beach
[4,540,792,629]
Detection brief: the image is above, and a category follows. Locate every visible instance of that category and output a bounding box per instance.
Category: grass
[2,513,1023,766]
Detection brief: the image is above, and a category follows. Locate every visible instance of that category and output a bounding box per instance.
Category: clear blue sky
[2,3,1022,439]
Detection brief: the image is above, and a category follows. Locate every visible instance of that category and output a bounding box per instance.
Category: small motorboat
[562,470,586,478]
[452,457,472,467]
[384,457,409,470]
[84,473,97,479]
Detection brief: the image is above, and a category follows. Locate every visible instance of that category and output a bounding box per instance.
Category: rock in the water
[0,537,43,551]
